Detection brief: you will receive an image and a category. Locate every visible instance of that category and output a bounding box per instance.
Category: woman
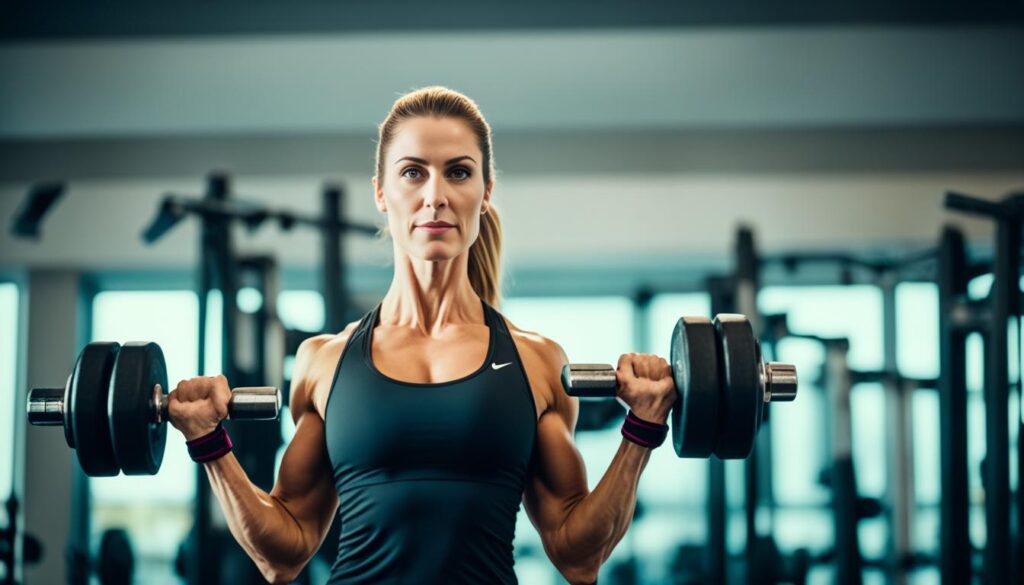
[169,86,676,585]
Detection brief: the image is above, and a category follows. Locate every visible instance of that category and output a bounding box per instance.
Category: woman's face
[374,116,492,264]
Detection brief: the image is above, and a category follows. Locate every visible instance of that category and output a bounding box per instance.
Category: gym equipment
[0,494,42,585]
[9,182,65,239]
[561,313,797,459]
[142,173,376,336]
[25,341,281,477]
[764,243,939,585]
[96,528,134,585]
[942,191,1024,585]
[65,527,134,585]
[936,226,971,585]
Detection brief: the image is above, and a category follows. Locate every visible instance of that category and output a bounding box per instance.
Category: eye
[400,167,424,180]
[447,166,471,181]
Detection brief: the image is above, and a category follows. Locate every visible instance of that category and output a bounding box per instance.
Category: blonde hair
[375,86,502,306]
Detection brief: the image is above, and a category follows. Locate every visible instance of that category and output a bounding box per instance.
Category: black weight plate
[108,342,167,475]
[671,316,721,458]
[70,342,121,477]
[713,315,762,459]
[97,528,135,585]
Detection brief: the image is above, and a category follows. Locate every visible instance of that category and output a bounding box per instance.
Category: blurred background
[1,1,1023,584]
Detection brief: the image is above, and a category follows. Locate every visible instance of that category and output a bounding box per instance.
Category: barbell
[27,341,281,477]
[561,314,797,459]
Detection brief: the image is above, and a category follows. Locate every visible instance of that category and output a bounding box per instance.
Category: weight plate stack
[108,342,168,475]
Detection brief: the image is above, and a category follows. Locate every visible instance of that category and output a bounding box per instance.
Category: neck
[380,252,482,335]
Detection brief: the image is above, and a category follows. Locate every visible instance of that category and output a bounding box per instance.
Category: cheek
[454,182,486,212]
[382,187,413,214]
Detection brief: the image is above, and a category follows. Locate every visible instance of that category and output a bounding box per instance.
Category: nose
[422,175,449,210]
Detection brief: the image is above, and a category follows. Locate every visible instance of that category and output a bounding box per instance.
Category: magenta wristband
[186,423,233,463]
[621,410,669,449]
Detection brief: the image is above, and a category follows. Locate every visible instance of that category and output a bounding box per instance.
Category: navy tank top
[323,300,538,584]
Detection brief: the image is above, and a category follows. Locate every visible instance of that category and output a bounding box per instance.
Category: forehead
[387,117,481,162]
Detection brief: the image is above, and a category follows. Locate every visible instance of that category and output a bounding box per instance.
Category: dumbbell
[26,341,280,477]
[561,314,797,459]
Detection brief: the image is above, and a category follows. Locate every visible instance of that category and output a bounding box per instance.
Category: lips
[418,221,455,228]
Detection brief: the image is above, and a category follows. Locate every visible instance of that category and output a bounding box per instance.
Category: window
[277,290,326,333]
[0,283,19,504]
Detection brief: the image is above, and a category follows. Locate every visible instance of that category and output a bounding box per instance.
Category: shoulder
[501,316,574,419]
[506,321,568,373]
[290,321,361,422]
[293,321,359,376]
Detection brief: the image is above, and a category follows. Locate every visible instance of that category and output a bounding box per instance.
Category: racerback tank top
[323,300,537,584]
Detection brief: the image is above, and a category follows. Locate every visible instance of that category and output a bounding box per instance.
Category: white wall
[2,171,1022,277]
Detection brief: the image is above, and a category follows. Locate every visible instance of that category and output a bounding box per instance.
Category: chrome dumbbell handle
[562,361,798,402]
[560,364,618,397]
[28,385,282,426]
[152,386,281,423]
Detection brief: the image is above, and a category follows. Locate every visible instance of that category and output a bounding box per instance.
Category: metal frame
[942,191,1024,585]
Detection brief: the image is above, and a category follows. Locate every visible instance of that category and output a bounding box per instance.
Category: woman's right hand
[168,375,232,440]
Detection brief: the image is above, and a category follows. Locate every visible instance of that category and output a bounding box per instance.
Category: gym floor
[2,3,1024,585]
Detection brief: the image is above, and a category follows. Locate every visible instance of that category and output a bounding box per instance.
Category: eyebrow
[393,155,476,166]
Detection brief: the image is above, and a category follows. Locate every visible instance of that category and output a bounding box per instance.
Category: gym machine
[758,192,1024,585]
[762,244,940,585]
[942,191,1024,585]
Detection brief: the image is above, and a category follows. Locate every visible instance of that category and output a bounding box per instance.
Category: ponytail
[468,205,502,306]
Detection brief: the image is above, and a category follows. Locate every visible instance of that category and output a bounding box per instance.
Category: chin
[414,243,462,263]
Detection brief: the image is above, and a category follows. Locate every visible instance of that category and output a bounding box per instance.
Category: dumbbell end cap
[27,387,67,425]
[765,362,797,402]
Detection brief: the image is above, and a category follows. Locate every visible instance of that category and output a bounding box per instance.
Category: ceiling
[1,25,1022,139]
[3,0,1022,40]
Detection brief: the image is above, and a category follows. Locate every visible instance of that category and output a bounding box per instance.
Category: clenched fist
[614,353,676,424]
[168,375,232,440]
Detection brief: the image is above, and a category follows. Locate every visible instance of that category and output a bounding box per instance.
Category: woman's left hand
[614,353,676,424]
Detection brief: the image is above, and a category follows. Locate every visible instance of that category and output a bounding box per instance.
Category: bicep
[264,329,349,558]
[270,410,339,543]
[523,384,590,545]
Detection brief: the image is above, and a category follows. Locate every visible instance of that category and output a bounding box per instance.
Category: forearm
[555,438,652,573]
[202,454,308,578]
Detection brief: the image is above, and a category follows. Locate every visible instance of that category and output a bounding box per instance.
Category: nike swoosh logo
[491,362,513,370]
